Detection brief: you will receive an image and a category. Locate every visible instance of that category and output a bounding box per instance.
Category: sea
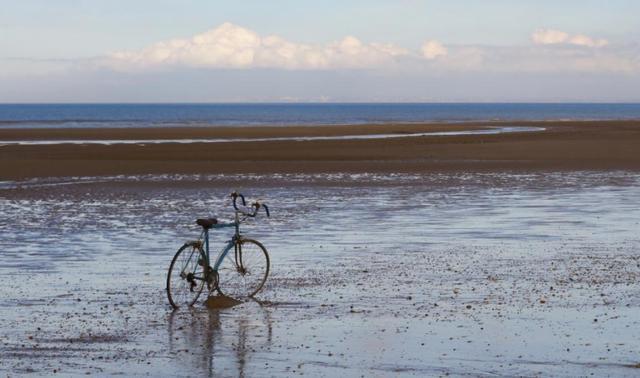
[1,103,640,129]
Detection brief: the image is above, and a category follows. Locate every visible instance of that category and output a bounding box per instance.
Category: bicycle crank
[186,272,197,292]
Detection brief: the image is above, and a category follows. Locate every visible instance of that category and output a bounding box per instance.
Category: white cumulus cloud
[568,34,608,48]
[421,40,448,60]
[107,22,410,71]
[532,29,608,48]
[531,29,569,45]
[95,23,637,75]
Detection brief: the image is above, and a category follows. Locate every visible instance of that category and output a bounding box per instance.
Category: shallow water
[1,172,640,376]
[0,126,543,146]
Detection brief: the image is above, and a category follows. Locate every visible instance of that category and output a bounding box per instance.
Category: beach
[1,120,640,180]
[2,171,640,376]
[2,120,640,376]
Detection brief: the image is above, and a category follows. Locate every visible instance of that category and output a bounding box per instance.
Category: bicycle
[166,192,271,309]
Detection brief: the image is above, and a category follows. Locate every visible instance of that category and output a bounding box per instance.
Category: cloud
[4,23,640,103]
[107,22,410,71]
[532,29,608,48]
[421,40,447,60]
[531,29,569,45]
[568,34,609,48]
[44,23,638,77]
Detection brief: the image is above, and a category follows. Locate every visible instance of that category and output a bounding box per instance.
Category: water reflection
[3,172,639,274]
[167,299,273,377]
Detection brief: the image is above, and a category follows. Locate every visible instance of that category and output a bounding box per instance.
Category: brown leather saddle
[196,218,218,229]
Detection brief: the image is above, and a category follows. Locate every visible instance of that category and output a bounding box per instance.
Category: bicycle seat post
[204,227,209,257]
[234,210,240,237]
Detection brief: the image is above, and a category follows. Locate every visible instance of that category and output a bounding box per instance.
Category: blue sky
[1,1,639,102]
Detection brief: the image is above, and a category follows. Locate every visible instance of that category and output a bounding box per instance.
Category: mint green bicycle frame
[197,211,244,285]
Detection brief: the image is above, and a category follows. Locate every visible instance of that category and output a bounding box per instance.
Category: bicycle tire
[217,238,270,299]
[167,242,207,308]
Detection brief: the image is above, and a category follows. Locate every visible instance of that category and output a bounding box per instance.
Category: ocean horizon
[2,103,640,129]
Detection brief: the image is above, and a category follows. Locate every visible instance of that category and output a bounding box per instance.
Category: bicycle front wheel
[217,238,270,299]
[167,243,207,309]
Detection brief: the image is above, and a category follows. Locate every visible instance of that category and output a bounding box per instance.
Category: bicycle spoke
[217,239,269,299]
[167,244,206,308]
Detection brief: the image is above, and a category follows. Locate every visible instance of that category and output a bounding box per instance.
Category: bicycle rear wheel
[167,242,207,308]
[217,238,270,299]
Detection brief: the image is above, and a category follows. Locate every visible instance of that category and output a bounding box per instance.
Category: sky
[1,0,639,103]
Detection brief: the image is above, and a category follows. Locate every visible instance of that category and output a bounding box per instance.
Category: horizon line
[2,101,640,106]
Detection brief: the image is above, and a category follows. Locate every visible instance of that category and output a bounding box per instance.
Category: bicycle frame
[200,211,244,276]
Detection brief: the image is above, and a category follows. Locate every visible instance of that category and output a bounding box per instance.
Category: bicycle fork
[233,237,247,275]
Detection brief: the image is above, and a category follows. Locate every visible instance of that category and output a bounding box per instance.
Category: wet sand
[1,120,640,179]
[1,172,640,376]
[2,120,640,375]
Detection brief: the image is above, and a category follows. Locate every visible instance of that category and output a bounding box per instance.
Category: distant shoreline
[2,103,640,130]
[1,120,640,180]
[2,118,640,130]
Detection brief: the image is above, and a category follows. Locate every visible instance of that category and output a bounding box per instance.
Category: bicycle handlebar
[231,191,246,209]
[230,191,270,218]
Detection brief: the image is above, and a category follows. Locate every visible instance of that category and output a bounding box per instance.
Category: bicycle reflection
[167,298,274,377]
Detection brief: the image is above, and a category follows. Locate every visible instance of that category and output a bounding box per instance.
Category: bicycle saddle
[196,218,218,229]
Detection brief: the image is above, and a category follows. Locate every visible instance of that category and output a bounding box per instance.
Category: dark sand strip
[1,120,640,179]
